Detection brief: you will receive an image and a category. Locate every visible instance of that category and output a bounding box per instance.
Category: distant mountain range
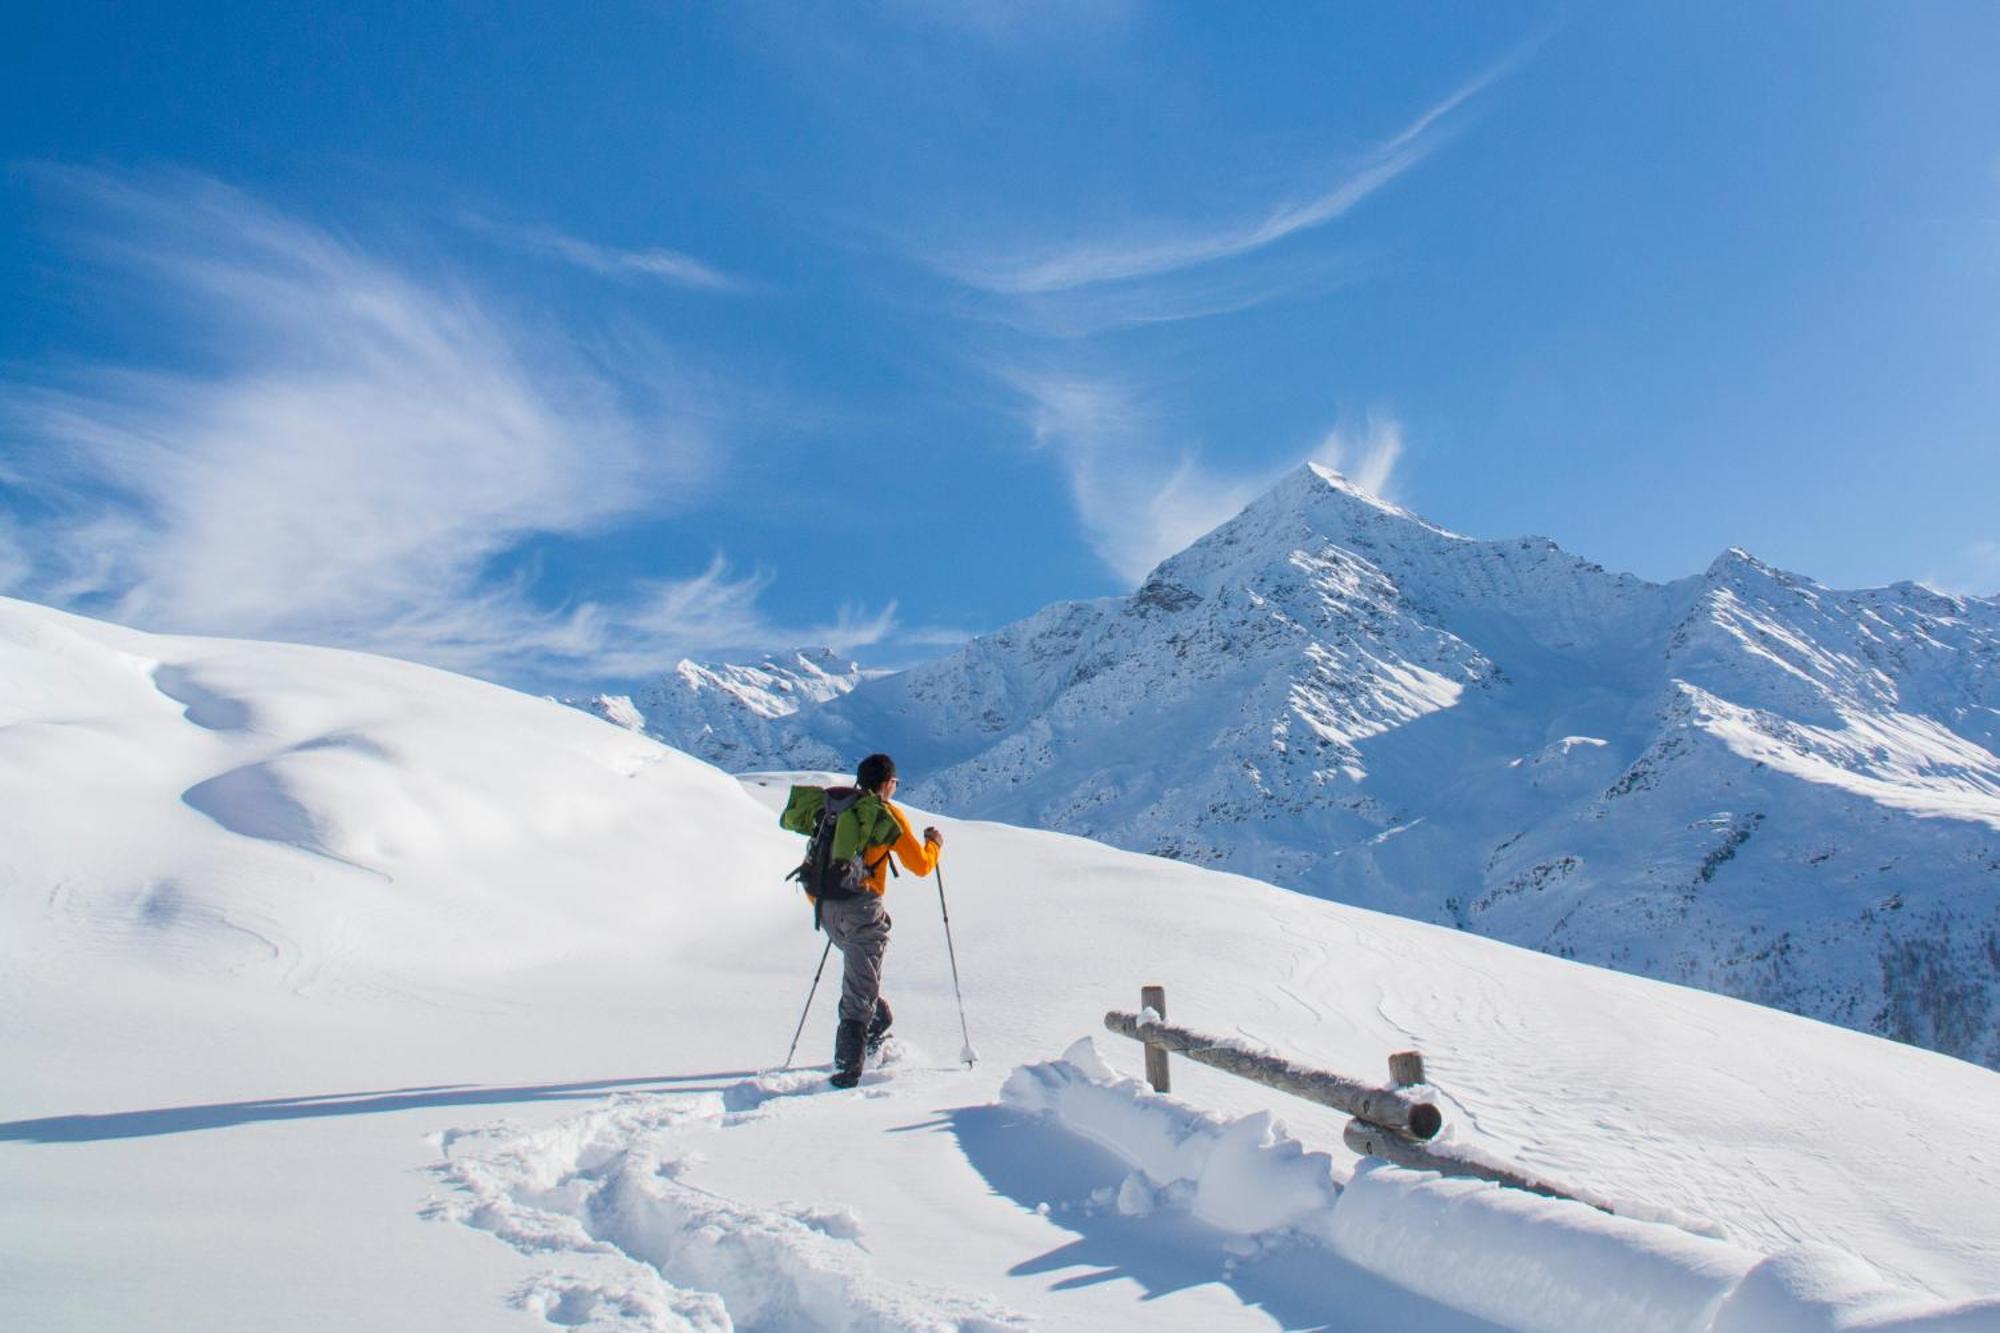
[583,464,2000,1067]
[581,648,867,772]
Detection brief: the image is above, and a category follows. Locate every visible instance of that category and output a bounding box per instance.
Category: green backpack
[780,785,900,921]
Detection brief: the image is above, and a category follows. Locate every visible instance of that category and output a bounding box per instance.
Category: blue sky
[3,1,1996,689]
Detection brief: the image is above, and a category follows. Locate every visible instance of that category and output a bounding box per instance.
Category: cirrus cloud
[933,52,1521,298]
[0,168,890,686]
[464,214,738,291]
[997,362,1411,586]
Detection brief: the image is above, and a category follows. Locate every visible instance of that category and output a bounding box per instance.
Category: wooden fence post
[1388,1051,1426,1088]
[1140,984,1170,1093]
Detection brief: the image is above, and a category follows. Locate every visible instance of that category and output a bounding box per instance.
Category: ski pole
[782,938,834,1071]
[935,866,978,1066]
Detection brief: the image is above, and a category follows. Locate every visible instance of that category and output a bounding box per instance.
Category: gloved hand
[924,826,944,848]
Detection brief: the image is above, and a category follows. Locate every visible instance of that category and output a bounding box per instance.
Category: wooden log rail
[1105,986,1601,1210]
[1103,1009,1444,1140]
[1341,1119,1607,1212]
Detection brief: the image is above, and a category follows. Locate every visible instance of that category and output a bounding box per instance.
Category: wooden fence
[1104,985,1604,1211]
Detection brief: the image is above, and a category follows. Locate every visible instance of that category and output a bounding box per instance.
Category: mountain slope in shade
[627,465,2000,1066]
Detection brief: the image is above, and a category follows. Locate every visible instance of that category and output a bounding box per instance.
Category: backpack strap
[874,793,910,877]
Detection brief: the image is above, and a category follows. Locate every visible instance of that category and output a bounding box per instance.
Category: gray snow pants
[819,892,892,1024]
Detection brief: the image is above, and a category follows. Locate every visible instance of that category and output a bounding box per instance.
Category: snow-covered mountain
[6,595,2000,1330]
[579,647,863,770]
[629,465,2000,1068]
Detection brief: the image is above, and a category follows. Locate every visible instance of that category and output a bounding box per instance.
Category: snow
[1709,1247,2000,1332]
[433,1082,1034,1332]
[589,692,649,732]
[578,649,864,771]
[1000,1039,1343,1238]
[1330,1163,1758,1333]
[4,594,2000,1330]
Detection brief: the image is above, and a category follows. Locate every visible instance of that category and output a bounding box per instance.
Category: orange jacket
[861,800,940,894]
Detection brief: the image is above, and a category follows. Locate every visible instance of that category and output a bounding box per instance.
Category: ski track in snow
[426,1053,1503,1333]
[429,1066,1035,1333]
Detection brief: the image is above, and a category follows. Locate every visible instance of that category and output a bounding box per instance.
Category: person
[820,752,942,1088]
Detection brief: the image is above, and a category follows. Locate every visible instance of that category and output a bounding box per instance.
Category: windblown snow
[607,464,2000,1069]
[3,595,1999,1331]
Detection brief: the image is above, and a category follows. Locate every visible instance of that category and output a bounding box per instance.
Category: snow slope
[619,465,2000,1068]
[4,596,1999,1330]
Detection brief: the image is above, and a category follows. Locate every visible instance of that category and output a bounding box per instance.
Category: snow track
[428,1057,1509,1331]
[431,1076,1034,1333]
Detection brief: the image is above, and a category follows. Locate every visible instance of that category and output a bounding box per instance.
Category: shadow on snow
[941,1104,1506,1333]
[0,1070,766,1143]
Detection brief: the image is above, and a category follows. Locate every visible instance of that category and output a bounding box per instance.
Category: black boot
[830,1018,867,1089]
[865,996,894,1059]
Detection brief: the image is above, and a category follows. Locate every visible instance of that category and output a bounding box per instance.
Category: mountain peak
[1700,546,1819,595]
[1154,462,1460,587]
[1285,461,1452,533]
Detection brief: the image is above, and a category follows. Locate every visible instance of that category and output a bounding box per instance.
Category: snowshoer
[781,753,943,1088]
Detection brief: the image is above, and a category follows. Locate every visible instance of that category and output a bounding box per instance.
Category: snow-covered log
[1102,1010,1443,1139]
[1342,1117,1601,1210]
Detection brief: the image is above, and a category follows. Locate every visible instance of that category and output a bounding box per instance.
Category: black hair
[856,752,897,792]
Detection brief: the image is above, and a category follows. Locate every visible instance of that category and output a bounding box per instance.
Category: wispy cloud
[937,54,1519,297]
[1000,365,1268,584]
[1000,364,1412,585]
[546,558,905,677]
[962,248,1367,341]
[1311,410,1405,501]
[467,214,737,290]
[931,53,1505,579]
[0,169,876,685]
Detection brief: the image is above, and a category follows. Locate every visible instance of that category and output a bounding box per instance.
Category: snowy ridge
[627,466,2000,1066]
